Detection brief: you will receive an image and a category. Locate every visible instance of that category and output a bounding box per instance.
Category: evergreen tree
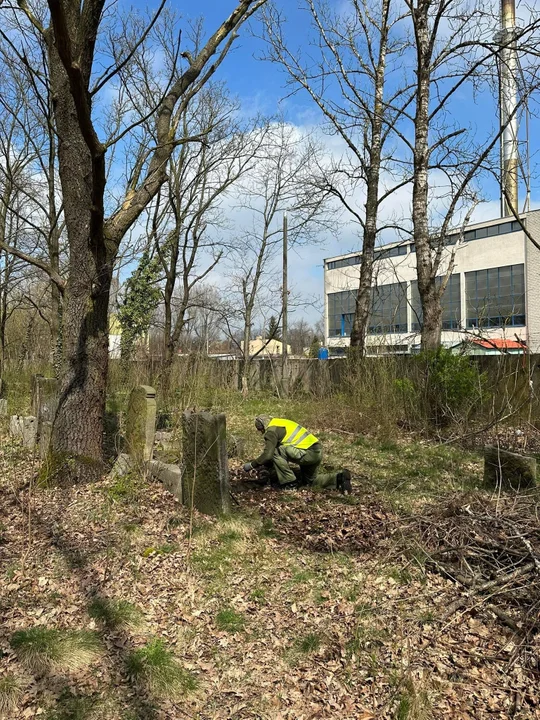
[267,315,282,341]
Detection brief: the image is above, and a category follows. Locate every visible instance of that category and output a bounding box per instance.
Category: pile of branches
[404,492,540,644]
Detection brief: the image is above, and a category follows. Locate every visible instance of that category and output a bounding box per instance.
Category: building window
[369,282,407,334]
[327,290,356,337]
[465,264,525,328]
[411,274,461,332]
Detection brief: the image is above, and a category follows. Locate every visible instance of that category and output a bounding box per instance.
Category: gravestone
[9,415,37,450]
[31,375,59,439]
[148,460,183,501]
[9,415,24,440]
[484,445,537,490]
[39,421,53,459]
[182,410,230,516]
[227,435,246,459]
[125,385,157,465]
[0,398,7,416]
[22,416,37,450]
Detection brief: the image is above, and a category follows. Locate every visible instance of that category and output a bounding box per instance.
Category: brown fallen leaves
[0,444,539,719]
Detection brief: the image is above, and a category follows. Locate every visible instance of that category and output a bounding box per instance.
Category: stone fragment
[109,453,132,480]
[148,460,183,501]
[182,410,230,516]
[227,435,246,458]
[125,385,157,465]
[484,445,537,490]
[22,416,37,450]
[9,415,24,440]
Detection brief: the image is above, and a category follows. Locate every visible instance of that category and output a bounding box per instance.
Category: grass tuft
[397,679,432,720]
[296,632,321,654]
[46,688,100,720]
[0,674,21,716]
[126,639,198,699]
[10,627,101,674]
[88,597,143,631]
[215,608,246,633]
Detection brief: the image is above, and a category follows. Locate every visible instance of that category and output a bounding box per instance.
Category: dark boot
[336,469,352,494]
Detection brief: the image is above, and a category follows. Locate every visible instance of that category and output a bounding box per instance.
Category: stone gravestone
[125,385,157,465]
[9,415,37,450]
[182,410,230,516]
[31,375,59,433]
[484,445,537,490]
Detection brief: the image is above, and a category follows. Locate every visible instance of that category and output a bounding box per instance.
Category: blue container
[318,346,329,360]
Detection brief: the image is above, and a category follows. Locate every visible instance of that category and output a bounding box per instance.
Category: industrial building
[324,210,540,355]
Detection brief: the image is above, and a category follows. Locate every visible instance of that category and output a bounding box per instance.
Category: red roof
[470,338,526,350]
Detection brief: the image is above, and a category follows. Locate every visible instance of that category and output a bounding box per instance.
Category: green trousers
[272,443,339,489]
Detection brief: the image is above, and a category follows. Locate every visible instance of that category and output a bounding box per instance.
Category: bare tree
[221,122,330,394]
[148,83,262,374]
[0,0,266,480]
[405,0,540,349]
[263,0,412,355]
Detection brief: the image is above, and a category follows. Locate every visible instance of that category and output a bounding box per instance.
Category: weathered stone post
[30,375,59,458]
[484,445,537,490]
[125,385,157,465]
[182,410,230,516]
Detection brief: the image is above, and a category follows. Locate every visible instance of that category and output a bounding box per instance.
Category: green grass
[126,639,198,699]
[106,474,141,503]
[0,674,21,716]
[396,679,432,720]
[10,627,101,674]
[296,633,321,654]
[88,597,143,631]
[46,689,100,720]
[215,608,246,633]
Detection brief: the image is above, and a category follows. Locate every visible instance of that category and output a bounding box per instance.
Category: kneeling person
[243,415,351,493]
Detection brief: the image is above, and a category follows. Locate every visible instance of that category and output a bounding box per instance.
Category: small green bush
[0,674,21,716]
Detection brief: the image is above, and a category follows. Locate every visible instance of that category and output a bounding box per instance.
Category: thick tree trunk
[412,4,441,352]
[45,35,111,482]
[349,0,389,355]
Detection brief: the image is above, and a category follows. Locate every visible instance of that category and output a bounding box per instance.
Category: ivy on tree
[118,252,161,362]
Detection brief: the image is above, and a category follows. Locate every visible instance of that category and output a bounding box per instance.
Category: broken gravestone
[227,435,246,459]
[0,398,8,416]
[125,385,157,465]
[182,410,230,516]
[484,445,537,490]
[148,460,183,501]
[9,415,37,450]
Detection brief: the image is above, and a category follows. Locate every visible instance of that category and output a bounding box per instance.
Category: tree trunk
[45,35,110,482]
[412,4,441,352]
[349,0,390,355]
[241,311,251,397]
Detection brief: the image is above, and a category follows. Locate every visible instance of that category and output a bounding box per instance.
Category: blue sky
[117,0,540,326]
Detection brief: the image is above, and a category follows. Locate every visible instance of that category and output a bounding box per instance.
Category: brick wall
[525,211,540,353]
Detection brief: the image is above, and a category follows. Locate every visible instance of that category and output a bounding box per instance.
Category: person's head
[254,415,271,434]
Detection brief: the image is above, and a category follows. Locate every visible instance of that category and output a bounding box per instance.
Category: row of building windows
[326,220,523,270]
[327,264,525,337]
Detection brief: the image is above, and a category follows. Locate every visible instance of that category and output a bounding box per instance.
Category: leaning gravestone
[182,410,230,516]
[125,385,157,465]
[484,445,537,490]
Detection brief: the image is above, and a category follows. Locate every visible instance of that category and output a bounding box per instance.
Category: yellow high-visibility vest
[268,418,319,450]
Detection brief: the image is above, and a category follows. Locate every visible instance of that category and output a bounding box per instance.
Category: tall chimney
[500,0,519,216]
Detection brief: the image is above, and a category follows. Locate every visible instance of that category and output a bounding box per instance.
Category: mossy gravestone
[125,386,157,465]
[31,375,59,447]
[484,445,537,490]
[182,410,230,516]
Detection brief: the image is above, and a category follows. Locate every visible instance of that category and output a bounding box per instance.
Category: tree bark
[45,31,110,482]
[349,0,390,355]
[411,1,442,351]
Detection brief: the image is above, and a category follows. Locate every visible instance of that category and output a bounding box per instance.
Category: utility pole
[282,213,288,396]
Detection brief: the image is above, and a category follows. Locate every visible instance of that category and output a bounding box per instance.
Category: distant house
[241,336,292,357]
[109,314,122,359]
[453,337,526,355]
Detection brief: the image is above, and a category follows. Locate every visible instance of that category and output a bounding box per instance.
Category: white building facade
[324,211,540,355]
